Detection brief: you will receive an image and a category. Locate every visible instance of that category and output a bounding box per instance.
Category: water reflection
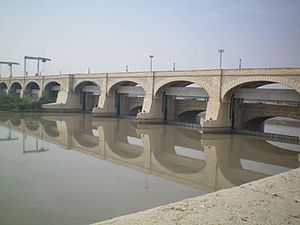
[0,113,299,192]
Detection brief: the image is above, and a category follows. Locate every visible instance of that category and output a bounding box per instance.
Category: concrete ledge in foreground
[92,168,300,225]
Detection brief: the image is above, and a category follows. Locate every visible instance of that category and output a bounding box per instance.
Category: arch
[43,81,61,102]
[107,80,146,116]
[222,77,300,101]
[43,80,63,90]
[224,78,300,130]
[24,81,40,100]
[177,110,206,123]
[73,80,99,93]
[107,78,147,96]
[0,82,8,94]
[154,78,213,98]
[24,81,41,91]
[153,80,209,122]
[9,82,22,96]
[10,81,22,89]
[74,81,100,111]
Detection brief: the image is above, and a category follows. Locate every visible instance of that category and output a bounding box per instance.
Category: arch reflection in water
[0,114,299,192]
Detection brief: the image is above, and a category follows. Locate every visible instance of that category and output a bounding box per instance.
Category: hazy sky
[0,0,300,76]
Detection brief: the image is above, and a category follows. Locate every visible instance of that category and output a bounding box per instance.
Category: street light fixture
[149,55,154,71]
[218,49,224,69]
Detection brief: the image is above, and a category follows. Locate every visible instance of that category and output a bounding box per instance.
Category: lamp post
[149,55,154,71]
[218,49,224,69]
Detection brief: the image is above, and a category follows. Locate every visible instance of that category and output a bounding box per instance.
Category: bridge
[0,67,300,132]
[0,114,298,192]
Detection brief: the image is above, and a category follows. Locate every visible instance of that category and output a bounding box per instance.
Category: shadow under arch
[177,110,206,123]
[224,81,300,129]
[0,82,8,94]
[43,81,61,102]
[223,80,300,103]
[154,81,209,122]
[108,80,145,116]
[9,81,22,97]
[24,81,40,100]
[74,81,100,111]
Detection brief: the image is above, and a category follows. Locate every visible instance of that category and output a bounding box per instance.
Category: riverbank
[92,168,300,225]
[0,95,53,111]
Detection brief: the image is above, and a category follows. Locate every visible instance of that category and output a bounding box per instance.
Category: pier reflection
[0,114,299,192]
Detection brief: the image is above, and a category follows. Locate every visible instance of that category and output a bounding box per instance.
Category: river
[0,113,299,225]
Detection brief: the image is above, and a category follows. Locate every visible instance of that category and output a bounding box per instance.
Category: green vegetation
[0,94,53,111]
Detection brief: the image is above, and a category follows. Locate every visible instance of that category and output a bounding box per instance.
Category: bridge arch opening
[44,81,61,102]
[155,81,209,123]
[0,82,8,95]
[108,81,145,117]
[224,81,300,129]
[24,82,40,100]
[74,81,100,112]
[177,110,206,123]
[9,82,22,97]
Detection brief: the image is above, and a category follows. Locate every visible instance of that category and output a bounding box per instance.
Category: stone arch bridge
[0,67,299,132]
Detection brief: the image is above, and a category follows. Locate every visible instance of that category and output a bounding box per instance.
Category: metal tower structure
[0,61,20,77]
[24,56,51,76]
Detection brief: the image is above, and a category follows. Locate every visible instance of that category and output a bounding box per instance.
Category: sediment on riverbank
[92,168,300,225]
